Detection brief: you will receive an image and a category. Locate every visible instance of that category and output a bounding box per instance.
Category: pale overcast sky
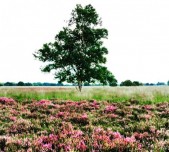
[0,0,169,83]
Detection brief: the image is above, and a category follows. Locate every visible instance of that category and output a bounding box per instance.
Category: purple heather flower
[105,105,117,113]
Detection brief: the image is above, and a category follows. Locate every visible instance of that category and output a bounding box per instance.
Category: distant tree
[132,81,139,86]
[33,4,117,91]
[144,83,155,86]
[120,80,133,86]
[17,81,25,86]
[56,82,64,86]
[0,83,3,86]
[4,82,16,86]
[133,81,143,86]
[168,81,169,86]
[84,82,90,86]
[42,82,54,86]
[25,82,32,86]
[156,82,165,86]
[33,82,43,86]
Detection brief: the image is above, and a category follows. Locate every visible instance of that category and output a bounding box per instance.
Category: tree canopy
[34,4,117,91]
[120,80,143,86]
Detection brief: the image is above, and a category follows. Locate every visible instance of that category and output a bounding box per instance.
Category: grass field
[0,86,168,151]
[0,86,169,104]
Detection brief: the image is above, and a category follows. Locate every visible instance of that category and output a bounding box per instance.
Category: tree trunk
[78,80,82,92]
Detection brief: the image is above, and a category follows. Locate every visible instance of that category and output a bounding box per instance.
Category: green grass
[0,86,169,104]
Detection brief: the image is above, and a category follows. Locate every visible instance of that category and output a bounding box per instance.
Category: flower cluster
[0,97,15,105]
[92,127,140,151]
[35,99,54,107]
[0,97,168,151]
[33,122,87,151]
[104,105,117,113]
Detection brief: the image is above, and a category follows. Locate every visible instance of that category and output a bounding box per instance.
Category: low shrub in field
[0,97,15,105]
[0,97,168,151]
[8,118,33,134]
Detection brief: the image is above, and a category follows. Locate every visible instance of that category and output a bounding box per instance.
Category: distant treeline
[120,80,168,86]
[0,81,105,87]
[0,82,64,86]
[0,80,168,87]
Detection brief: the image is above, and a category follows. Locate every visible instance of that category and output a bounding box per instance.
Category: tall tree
[34,4,117,91]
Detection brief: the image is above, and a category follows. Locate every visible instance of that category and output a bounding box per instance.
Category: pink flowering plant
[0,96,168,151]
[0,97,15,105]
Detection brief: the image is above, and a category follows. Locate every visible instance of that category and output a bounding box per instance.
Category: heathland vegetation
[0,86,169,151]
[0,4,169,152]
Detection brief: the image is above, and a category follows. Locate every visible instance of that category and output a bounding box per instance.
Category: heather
[0,97,168,151]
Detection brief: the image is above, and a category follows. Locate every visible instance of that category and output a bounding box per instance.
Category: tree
[84,82,90,86]
[17,81,25,86]
[120,80,143,86]
[56,82,64,86]
[168,81,169,86]
[156,82,165,86]
[33,82,43,86]
[25,82,33,86]
[34,4,117,91]
[4,82,16,86]
[120,80,133,86]
[107,72,118,86]
[133,81,142,86]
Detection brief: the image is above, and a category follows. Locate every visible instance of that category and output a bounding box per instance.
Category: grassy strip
[0,86,169,104]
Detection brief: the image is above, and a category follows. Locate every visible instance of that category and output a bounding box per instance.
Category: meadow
[1,86,169,104]
[0,86,168,151]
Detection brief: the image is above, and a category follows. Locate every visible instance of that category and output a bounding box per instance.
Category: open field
[0,86,169,151]
[0,86,169,104]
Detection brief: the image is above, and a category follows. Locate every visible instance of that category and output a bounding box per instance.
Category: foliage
[17,81,25,86]
[24,82,32,86]
[144,83,155,86]
[1,82,64,86]
[120,80,133,86]
[83,82,90,86]
[4,82,16,86]
[133,81,143,86]
[109,76,118,86]
[34,4,117,91]
[0,97,168,151]
[120,80,142,86]
[156,82,166,86]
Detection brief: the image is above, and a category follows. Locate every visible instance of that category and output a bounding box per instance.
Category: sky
[0,0,169,84]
